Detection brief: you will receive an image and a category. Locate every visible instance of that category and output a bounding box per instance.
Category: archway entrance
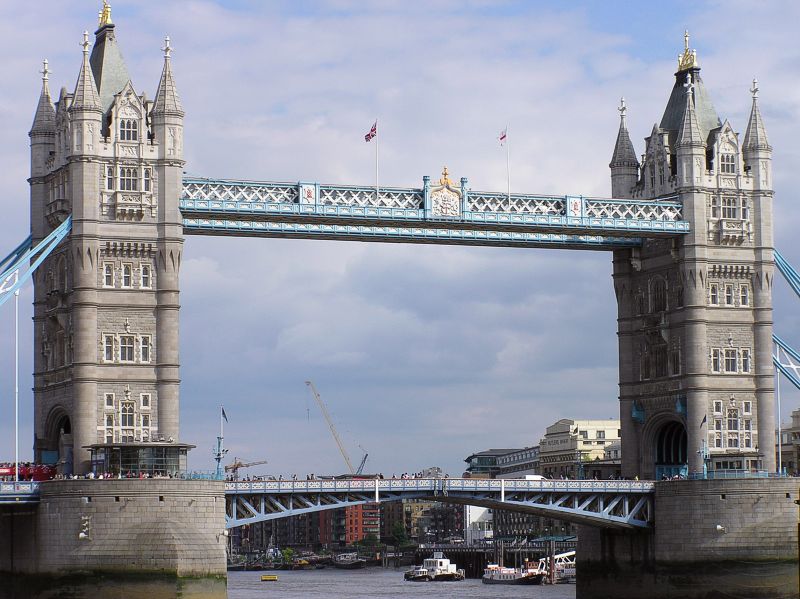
[43,412,73,475]
[654,420,687,480]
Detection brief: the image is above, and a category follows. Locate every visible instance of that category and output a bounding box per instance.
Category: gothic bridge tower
[611,33,774,478]
[29,5,185,474]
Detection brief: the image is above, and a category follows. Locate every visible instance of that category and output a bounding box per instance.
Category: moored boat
[333,552,367,569]
[482,562,546,585]
[405,552,464,582]
[403,565,430,581]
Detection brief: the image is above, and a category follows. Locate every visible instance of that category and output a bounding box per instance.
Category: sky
[1,0,800,477]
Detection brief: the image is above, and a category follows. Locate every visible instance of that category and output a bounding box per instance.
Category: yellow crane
[225,457,268,480]
[305,380,363,476]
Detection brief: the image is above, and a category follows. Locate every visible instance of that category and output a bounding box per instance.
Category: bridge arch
[43,406,73,475]
[647,418,687,480]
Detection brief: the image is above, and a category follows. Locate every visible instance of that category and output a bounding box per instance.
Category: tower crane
[225,457,268,480]
[305,380,361,476]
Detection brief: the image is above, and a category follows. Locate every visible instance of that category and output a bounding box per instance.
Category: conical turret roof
[30,59,56,135]
[152,37,183,116]
[677,74,704,148]
[610,98,638,168]
[743,79,771,152]
[72,32,101,112]
[90,22,132,112]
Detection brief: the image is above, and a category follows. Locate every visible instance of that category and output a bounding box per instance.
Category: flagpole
[375,118,379,201]
[14,289,19,484]
[505,123,511,202]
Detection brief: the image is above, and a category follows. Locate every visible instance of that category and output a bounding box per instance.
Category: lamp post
[574,450,584,481]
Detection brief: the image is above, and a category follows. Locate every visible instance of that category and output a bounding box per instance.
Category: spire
[152,36,184,116]
[677,30,699,72]
[677,74,703,148]
[610,97,638,168]
[72,32,101,112]
[90,2,132,113]
[743,78,771,152]
[30,59,56,135]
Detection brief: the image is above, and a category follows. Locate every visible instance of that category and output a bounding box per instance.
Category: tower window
[741,198,749,221]
[120,336,135,362]
[725,285,734,306]
[722,197,738,219]
[740,285,750,306]
[709,284,719,306]
[741,349,751,373]
[140,336,151,363]
[105,392,115,408]
[720,153,735,174]
[724,349,738,373]
[727,410,740,431]
[141,264,152,288]
[714,401,722,414]
[105,414,114,427]
[710,196,719,219]
[142,414,150,428]
[743,401,752,414]
[122,264,132,288]
[144,169,151,192]
[119,167,138,191]
[712,349,722,373]
[121,403,135,427]
[119,119,138,142]
[103,335,114,362]
[103,263,114,287]
[650,278,667,312]
[141,393,151,409]
[107,166,114,190]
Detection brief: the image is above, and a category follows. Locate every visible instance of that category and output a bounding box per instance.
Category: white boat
[404,552,464,581]
[482,562,546,585]
[536,550,576,583]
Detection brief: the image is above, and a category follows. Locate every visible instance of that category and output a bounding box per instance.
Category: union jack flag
[364,121,377,142]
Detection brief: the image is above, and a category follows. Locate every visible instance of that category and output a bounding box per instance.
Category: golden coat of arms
[430,167,461,217]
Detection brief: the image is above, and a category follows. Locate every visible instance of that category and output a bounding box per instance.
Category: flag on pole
[700,414,707,427]
[222,407,228,423]
[364,121,377,142]
[498,128,507,146]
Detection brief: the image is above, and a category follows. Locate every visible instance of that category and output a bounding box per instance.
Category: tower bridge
[1,5,798,597]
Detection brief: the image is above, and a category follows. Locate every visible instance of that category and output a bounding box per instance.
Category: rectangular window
[144,168,151,192]
[122,264,132,288]
[722,197,738,219]
[714,419,722,431]
[580,430,588,439]
[711,196,719,219]
[744,419,752,431]
[119,167,138,191]
[743,401,752,414]
[724,349,738,373]
[119,119,138,142]
[107,166,114,190]
[727,409,740,431]
[105,392,114,408]
[725,285,734,306]
[714,400,722,414]
[740,285,750,306]
[121,403,135,427]
[142,414,150,428]
[744,435,752,448]
[709,284,719,305]
[714,434,722,448]
[140,336,151,363]
[120,336,135,362]
[103,263,114,287]
[720,154,736,174]
[105,414,114,427]
[106,430,114,444]
[712,349,722,373]
[741,349,751,373]
[141,264,152,288]
[596,430,605,439]
[104,335,114,362]
[727,434,739,448]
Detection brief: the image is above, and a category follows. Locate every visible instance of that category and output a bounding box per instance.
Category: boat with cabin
[332,552,367,569]
[482,561,546,585]
[404,552,465,581]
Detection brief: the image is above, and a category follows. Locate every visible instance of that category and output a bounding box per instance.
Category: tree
[391,521,408,546]
[281,548,295,564]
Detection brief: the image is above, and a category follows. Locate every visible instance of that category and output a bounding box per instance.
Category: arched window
[651,278,667,313]
[119,119,138,141]
[143,168,151,192]
[119,167,138,191]
[121,403,135,427]
[107,166,115,190]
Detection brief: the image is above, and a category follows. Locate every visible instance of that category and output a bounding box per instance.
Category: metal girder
[180,177,689,247]
[225,478,654,530]
[0,217,72,308]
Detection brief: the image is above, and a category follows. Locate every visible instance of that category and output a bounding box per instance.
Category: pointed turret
[677,74,704,148]
[743,78,771,152]
[90,6,132,112]
[30,59,56,136]
[152,37,184,117]
[72,32,101,112]
[610,98,639,198]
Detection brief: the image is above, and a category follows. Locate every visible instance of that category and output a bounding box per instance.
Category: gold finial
[439,166,452,186]
[99,1,112,27]
[677,29,699,72]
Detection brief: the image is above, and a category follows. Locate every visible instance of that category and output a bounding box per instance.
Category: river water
[228,569,577,599]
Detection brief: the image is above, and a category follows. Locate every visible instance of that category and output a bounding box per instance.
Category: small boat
[260,574,279,582]
[332,552,367,569]
[482,562,546,585]
[405,553,464,582]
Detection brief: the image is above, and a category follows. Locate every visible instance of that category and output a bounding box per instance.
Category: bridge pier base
[0,480,226,579]
[577,479,799,598]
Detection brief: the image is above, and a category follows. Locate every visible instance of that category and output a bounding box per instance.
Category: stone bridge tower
[611,34,774,478]
[29,7,185,474]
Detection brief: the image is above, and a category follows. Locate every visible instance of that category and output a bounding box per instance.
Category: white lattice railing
[468,192,565,215]
[318,186,423,209]
[183,180,299,204]
[585,199,682,221]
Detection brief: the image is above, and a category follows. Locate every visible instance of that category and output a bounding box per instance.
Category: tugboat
[404,553,465,582]
[482,561,547,585]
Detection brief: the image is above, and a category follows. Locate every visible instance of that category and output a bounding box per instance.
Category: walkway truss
[225,478,655,531]
[181,177,688,250]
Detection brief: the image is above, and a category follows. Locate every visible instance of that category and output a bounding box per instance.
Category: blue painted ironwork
[0,217,72,308]
[772,251,800,390]
[180,177,688,248]
[0,481,40,504]
[225,477,654,530]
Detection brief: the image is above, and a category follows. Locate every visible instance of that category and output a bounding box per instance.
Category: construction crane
[305,380,358,476]
[225,457,268,480]
[355,451,369,476]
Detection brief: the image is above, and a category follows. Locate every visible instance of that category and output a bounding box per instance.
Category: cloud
[0,1,798,477]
